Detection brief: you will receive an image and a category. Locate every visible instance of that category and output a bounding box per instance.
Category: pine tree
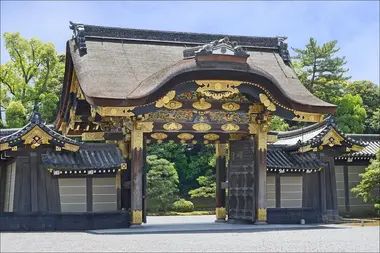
[292,38,350,104]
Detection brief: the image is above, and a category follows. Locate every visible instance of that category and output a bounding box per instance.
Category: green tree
[368,108,380,134]
[188,174,216,199]
[0,32,65,124]
[336,94,367,133]
[344,80,380,133]
[351,149,380,214]
[292,37,350,104]
[269,116,289,131]
[146,155,179,211]
[5,101,27,128]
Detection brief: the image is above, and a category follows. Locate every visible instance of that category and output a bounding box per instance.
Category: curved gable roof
[66,23,336,114]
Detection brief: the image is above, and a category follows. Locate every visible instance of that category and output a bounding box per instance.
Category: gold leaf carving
[257,208,267,221]
[22,126,52,148]
[156,90,176,108]
[151,133,168,140]
[321,129,345,147]
[95,106,136,117]
[81,132,105,141]
[204,133,220,141]
[178,133,194,141]
[351,144,364,152]
[293,111,325,123]
[222,102,240,112]
[63,143,80,152]
[248,123,259,134]
[131,210,142,224]
[248,104,264,114]
[216,207,226,219]
[192,123,212,132]
[163,122,183,131]
[163,100,182,110]
[221,123,240,132]
[0,143,10,151]
[195,80,241,100]
[229,133,246,141]
[192,98,212,110]
[259,94,276,112]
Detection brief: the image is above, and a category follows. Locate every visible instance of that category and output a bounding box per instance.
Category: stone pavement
[88,215,330,235]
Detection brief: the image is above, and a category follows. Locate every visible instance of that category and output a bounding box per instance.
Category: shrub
[172,199,194,212]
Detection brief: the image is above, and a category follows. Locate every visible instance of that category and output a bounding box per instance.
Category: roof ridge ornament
[69,21,87,53]
[183,37,250,60]
[30,106,43,125]
[278,37,291,64]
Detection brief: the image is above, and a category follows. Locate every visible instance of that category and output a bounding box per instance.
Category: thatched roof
[65,23,335,113]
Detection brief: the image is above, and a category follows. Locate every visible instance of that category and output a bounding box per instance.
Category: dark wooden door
[228,140,255,222]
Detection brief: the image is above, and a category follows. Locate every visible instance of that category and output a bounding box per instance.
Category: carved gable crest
[183,37,250,60]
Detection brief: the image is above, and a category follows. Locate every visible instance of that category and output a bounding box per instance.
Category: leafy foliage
[188,173,216,199]
[344,80,380,133]
[292,37,350,104]
[172,199,194,212]
[336,94,367,133]
[368,108,380,134]
[146,155,179,212]
[0,32,65,125]
[148,143,215,196]
[5,101,27,128]
[269,116,289,131]
[351,149,380,214]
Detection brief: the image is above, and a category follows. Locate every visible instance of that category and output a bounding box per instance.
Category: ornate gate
[228,140,255,222]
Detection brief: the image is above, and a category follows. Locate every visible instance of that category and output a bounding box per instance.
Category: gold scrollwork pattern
[192,123,212,132]
[131,210,143,224]
[222,102,240,112]
[221,123,240,132]
[216,207,226,219]
[257,208,267,221]
[156,90,176,108]
[163,100,182,110]
[192,98,212,110]
[204,133,220,141]
[195,80,241,100]
[163,122,183,131]
[259,94,276,112]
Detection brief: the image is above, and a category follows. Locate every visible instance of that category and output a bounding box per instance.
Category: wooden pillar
[255,123,268,224]
[30,152,38,212]
[86,177,93,212]
[320,154,339,219]
[129,121,153,225]
[343,164,350,214]
[118,139,130,211]
[275,174,281,208]
[215,143,227,222]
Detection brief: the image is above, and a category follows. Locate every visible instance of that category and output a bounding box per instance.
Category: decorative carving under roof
[69,21,87,53]
[183,37,250,59]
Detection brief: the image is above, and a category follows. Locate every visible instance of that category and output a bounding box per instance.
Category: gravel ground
[1,216,379,252]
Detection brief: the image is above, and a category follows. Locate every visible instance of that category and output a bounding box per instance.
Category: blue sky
[1,1,379,84]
